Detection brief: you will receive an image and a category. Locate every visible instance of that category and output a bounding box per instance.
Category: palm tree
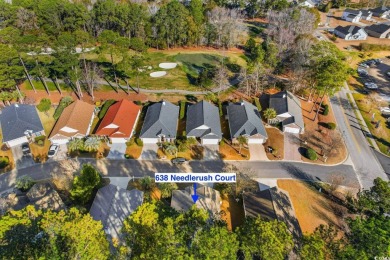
[158,182,178,199]
[237,135,248,155]
[164,143,178,158]
[263,108,277,123]
[83,137,101,152]
[67,138,84,152]
[140,176,153,191]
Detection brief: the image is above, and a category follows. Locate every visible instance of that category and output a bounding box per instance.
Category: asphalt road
[331,88,388,189]
[0,158,359,193]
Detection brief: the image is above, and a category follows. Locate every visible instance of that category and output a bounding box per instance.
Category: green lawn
[24,80,70,92]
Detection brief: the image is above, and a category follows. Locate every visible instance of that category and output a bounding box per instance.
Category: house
[361,10,373,20]
[0,104,45,147]
[49,100,95,144]
[299,0,315,8]
[334,25,367,40]
[89,184,143,243]
[26,183,66,211]
[226,100,268,144]
[186,100,222,145]
[269,91,305,134]
[95,99,141,143]
[171,184,221,217]
[243,187,302,240]
[341,9,362,23]
[369,6,390,18]
[139,100,179,144]
[365,23,390,38]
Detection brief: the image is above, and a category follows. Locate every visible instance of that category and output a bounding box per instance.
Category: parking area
[11,145,35,169]
[284,134,302,161]
[107,143,126,159]
[357,57,390,98]
[140,144,158,160]
[248,144,268,161]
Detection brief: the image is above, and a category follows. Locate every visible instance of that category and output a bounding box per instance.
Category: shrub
[70,164,102,205]
[135,138,143,147]
[15,176,34,191]
[37,98,51,112]
[98,100,116,119]
[134,100,142,106]
[0,156,9,169]
[179,100,186,119]
[359,43,390,52]
[220,139,225,146]
[306,148,317,161]
[330,35,337,42]
[218,100,223,116]
[53,96,73,120]
[129,37,147,52]
[327,122,337,130]
[323,104,329,115]
[126,138,135,146]
[34,135,46,142]
[182,130,186,137]
[37,140,44,146]
[254,98,262,112]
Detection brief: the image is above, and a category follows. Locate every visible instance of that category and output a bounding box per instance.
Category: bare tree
[83,61,102,101]
[213,65,229,96]
[15,7,38,34]
[323,130,344,161]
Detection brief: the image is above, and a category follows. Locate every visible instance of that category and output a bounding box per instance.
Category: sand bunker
[159,62,177,69]
[150,71,167,77]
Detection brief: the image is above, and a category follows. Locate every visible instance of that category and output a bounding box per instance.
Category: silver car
[48,144,59,157]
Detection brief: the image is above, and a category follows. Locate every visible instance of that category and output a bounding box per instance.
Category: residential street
[330,87,388,189]
[0,158,359,193]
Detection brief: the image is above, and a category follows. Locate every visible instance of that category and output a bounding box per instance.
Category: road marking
[336,94,362,153]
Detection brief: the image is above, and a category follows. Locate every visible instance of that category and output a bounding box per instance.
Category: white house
[334,25,368,40]
[342,9,362,23]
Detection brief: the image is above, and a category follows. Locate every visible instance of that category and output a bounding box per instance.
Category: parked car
[171,157,186,165]
[48,144,59,157]
[365,82,379,89]
[386,71,390,78]
[21,143,30,155]
[374,59,382,64]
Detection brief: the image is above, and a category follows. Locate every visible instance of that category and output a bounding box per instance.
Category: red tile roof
[95,99,141,138]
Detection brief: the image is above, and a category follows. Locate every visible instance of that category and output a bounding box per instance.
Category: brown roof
[95,99,141,138]
[49,100,95,139]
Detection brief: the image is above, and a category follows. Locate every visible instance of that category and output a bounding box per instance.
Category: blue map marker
[191,183,199,203]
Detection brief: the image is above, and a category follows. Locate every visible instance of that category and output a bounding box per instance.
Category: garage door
[284,127,300,134]
[142,138,159,144]
[7,136,29,147]
[51,139,69,145]
[111,138,127,143]
[202,138,219,145]
[248,138,264,144]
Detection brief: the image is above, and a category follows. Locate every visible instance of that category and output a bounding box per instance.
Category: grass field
[24,80,70,92]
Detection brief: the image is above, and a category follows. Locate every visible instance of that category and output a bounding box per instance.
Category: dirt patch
[220,195,245,231]
[264,127,284,160]
[278,180,349,236]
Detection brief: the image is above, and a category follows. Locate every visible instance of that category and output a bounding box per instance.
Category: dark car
[171,157,186,165]
[21,143,30,155]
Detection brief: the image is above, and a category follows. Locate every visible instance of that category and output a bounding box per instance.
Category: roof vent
[15,104,19,108]
[283,94,286,98]
[240,101,244,106]
[162,101,165,105]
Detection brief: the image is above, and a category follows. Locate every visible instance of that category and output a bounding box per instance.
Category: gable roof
[139,101,179,139]
[227,100,267,139]
[0,104,44,142]
[269,91,304,129]
[95,99,140,138]
[186,100,222,139]
[171,184,221,217]
[334,25,363,36]
[344,8,361,15]
[49,100,95,139]
[365,23,390,34]
[243,187,302,239]
[369,6,389,15]
[361,9,372,16]
[89,185,143,241]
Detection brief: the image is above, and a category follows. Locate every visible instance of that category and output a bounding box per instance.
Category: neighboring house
[365,23,390,38]
[139,100,179,144]
[369,6,390,18]
[243,187,302,240]
[299,0,315,8]
[361,10,373,20]
[95,99,141,143]
[26,183,66,211]
[226,100,268,144]
[90,184,143,243]
[171,184,221,217]
[0,104,45,147]
[186,100,222,145]
[341,9,362,22]
[269,91,305,134]
[334,25,368,40]
[49,100,95,144]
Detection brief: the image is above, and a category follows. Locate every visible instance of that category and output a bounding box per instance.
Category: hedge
[53,96,73,120]
[323,104,329,116]
[306,148,317,161]
[254,98,262,111]
[98,100,116,119]
[179,101,186,119]
[37,98,51,112]
[327,122,337,130]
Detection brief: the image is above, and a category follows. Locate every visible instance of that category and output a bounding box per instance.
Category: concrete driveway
[140,144,158,160]
[11,145,35,169]
[107,143,127,159]
[284,133,302,161]
[203,145,221,161]
[249,144,269,161]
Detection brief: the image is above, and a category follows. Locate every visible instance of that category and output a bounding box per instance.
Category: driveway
[11,146,35,169]
[248,144,269,161]
[107,143,127,159]
[284,133,302,161]
[140,144,158,160]
[203,145,221,161]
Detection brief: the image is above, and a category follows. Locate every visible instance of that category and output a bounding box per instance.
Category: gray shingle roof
[269,91,304,130]
[186,101,222,140]
[227,100,267,139]
[89,185,143,241]
[0,104,44,142]
[334,25,363,36]
[365,23,390,34]
[344,8,361,15]
[140,101,179,139]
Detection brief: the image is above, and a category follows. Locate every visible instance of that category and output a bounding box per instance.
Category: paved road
[0,158,359,193]
[330,88,388,189]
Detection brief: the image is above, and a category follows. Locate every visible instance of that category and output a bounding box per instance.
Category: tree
[67,138,84,152]
[238,217,293,259]
[356,177,390,216]
[82,61,101,101]
[83,137,101,152]
[0,44,24,93]
[213,65,229,95]
[189,0,204,46]
[299,233,326,260]
[158,182,178,198]
[140,176,153,191]
[0,206,110,259]
[15,176,34,191]
[164,143,178,157]
[263,108,277,122]
[70,164,102,205]
[236,135,248,155]
[36,98,51,112]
